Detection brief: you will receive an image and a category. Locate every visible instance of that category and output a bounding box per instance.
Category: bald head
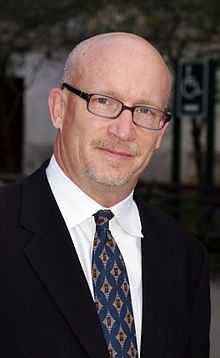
[62,32,172,104]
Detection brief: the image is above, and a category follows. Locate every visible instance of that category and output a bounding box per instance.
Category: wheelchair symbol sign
[180,65,202,99]
[176,61,210,118]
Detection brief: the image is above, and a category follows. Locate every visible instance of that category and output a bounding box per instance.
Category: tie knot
[94,210,114,226]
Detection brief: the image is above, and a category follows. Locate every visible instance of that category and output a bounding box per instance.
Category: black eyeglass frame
[61,82,172,130]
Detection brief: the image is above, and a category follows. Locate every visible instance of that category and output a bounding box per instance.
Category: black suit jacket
[0,162,210,357]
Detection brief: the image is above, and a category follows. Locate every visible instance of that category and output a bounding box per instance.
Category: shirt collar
[46,155,143,238]
[111,195,143,238]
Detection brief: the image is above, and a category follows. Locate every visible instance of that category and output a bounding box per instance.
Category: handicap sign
[176,60,210,119]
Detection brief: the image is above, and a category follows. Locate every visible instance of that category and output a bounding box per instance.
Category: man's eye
[136,107,158,118]
[136,107,150,114]
[96,96,109,104]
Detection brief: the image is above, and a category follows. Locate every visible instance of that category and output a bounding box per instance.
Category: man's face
[50,37,171,197]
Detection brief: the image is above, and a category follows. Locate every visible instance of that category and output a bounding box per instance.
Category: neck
[79,182,133,208]
[70,171,134,207]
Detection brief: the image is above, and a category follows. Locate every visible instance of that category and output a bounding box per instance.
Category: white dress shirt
[46,156,143,355]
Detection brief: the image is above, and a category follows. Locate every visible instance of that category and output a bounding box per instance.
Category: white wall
[21,53,64,173]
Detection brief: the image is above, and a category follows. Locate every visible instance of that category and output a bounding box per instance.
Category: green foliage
[0,0,96,76]
[88,0,220,59]
[1,0,220,78]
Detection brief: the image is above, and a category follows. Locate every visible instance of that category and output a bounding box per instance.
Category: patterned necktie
[92,210,138,357]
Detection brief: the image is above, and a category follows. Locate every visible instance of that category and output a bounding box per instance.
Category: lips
[98,147,134,158]
[91,138,141,157]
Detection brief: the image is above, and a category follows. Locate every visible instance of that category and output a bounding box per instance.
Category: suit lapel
[137,200,169,357]
[21,163,108,358]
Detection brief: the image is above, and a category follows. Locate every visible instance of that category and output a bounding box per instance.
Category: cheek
[68,121,92,161]
[60,116,82,159]
[139,133,161,158]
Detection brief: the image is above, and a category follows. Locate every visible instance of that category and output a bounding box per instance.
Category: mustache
[91,139,141,157]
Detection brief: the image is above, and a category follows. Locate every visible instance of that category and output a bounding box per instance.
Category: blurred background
[0,0,220,356]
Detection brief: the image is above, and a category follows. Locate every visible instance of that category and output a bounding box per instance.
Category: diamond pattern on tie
[92,210,138,357]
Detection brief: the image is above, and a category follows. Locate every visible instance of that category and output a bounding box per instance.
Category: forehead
[73,35,171,107]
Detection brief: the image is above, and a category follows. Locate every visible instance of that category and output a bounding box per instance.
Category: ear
[48,88,65,130]
[155,122,169,149]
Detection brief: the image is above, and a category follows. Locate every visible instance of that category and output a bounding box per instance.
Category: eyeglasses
[61,82,172,131]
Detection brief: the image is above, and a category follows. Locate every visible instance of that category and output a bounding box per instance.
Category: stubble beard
[84,138,142,187]
[85,166,133,187]
[84,154,141,188]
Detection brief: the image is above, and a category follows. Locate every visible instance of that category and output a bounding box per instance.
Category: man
[0,33,210,357]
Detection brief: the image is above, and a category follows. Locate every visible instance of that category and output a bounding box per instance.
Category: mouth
[97,147,134,159]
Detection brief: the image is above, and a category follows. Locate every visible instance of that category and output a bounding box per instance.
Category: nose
[107,108,136,141]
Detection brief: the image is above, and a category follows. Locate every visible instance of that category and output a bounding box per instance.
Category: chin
[86,168,132,187]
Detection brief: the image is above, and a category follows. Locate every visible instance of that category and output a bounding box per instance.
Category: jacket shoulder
[0,180,22,214]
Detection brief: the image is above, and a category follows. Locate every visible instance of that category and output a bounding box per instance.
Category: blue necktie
[92,210,138,357]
